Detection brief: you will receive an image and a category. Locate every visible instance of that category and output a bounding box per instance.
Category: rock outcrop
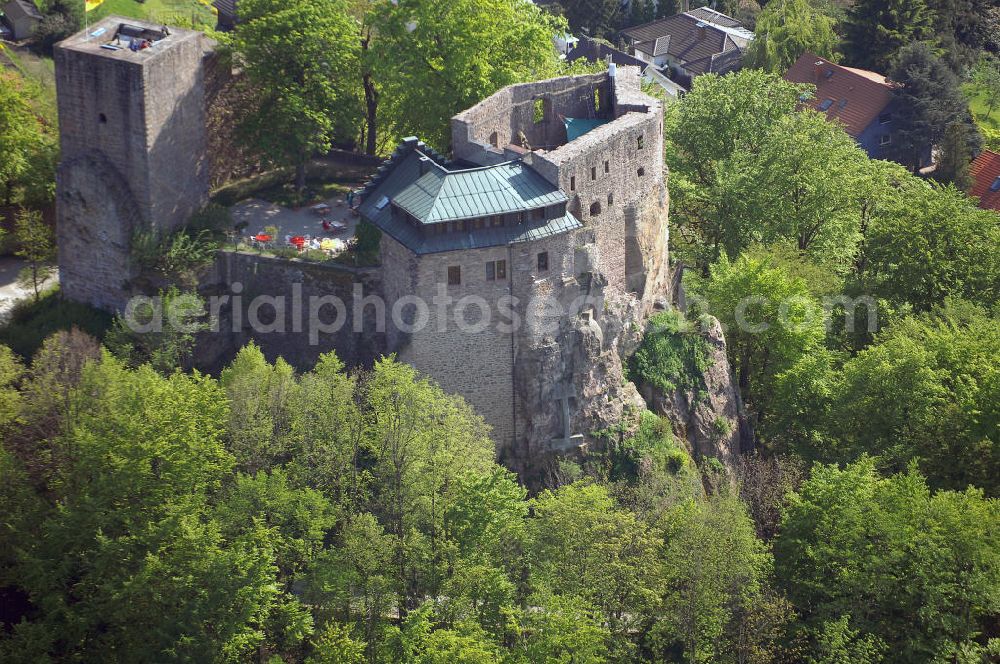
[639,315,749,473]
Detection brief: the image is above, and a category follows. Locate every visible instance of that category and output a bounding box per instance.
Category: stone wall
[381,234,519,451]
[452,73,611,164]
[202,251,385,371]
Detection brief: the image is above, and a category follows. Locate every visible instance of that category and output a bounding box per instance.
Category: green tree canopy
[370,0,568,149]
[886,42,980,172]
[843,0,933,71]
[775,459,1000,663]
[226,0,362,188]
[743,0,839,73]
[826,301,1000,494]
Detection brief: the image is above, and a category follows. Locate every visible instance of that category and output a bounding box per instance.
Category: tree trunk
[364,73,379,156]
[295,161,307,193]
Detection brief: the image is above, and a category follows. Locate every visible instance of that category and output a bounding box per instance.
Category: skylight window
[991,176,1000,193]
[375,196,390,210]
[817,98,834,111]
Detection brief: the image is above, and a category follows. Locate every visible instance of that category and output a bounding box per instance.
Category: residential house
[620,7,753,86]
[2,0,42,41]
[970,150,1000,212]
[567,34,686,98]
[212,0,236,32]
[784,52,931,167]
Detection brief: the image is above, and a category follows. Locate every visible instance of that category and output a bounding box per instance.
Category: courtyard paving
[230,193,361,247]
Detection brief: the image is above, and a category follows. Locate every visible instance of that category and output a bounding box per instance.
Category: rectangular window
[604,160,609,173]
[489,215,503,227]
[591,166,597,180]
[879,134,891,146]
[879,113,891,124]
[486,260,507,281]
[533,98,545,123]
[570,176,576,191]
[533,208,545,221]
[537,251,549,271]
[447,266,461,286]
[637,135,644,150]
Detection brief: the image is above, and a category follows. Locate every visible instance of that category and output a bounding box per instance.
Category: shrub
[601,410,689,482]
[628,310,713,398]
[354,219,381,262]
[0,287,112,360]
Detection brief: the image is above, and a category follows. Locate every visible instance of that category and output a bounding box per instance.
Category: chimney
[418,156,432,175]
[696,21,707,40]
[814,60,825,85]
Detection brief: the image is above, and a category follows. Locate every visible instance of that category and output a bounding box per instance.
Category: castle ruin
[53,18,670,476]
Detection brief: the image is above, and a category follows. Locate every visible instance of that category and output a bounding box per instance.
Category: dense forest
[2,0,1000,661]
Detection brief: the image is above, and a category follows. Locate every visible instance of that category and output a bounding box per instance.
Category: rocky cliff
[634,313,750,474]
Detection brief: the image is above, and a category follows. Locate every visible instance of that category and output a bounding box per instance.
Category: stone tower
[54,17,212,310]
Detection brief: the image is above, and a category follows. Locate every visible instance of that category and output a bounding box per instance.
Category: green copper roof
[563,117,610,142]
[392,159,567,224]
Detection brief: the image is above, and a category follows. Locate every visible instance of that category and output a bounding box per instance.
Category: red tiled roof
[783,52,894,138]
[970,150,1000,212]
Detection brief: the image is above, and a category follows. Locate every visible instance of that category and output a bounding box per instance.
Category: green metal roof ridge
[392,159,566,224]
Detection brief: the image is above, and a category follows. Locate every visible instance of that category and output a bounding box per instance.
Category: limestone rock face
[508,244,650,484]
[642,315,747,473]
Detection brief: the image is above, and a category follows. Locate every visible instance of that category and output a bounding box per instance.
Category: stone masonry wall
[203,251,385,371]
[381,234,520,451]
[54,18,211,311]
[452,73,611,164]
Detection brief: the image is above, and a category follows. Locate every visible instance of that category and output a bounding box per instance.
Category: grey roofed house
[357,137,581,255]
[567,35,646,70]
[621,7,752,80]
[567,34,686,98]
[2,0,42,41]
[212,0,237,31]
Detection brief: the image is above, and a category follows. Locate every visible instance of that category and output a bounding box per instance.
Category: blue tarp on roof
[564,117,610,142]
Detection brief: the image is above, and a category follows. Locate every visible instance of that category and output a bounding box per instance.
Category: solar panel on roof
[818,98,834,111]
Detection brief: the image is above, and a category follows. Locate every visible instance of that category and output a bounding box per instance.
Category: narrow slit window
[537,251,549,271]
[447,266,461,285]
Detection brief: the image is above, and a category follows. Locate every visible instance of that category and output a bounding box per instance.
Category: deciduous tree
[227,0,362,189]
[775,459,1000,663]
[744,0,839,73]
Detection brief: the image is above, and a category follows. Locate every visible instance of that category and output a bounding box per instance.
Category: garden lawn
[966,84,1000,131]
[86,0,216,30]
